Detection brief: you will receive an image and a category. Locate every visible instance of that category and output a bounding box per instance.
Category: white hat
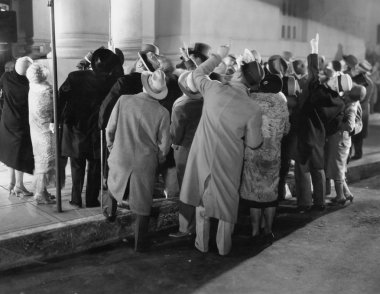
[141,69,168,100]
[15,56,33,76]
[178,71,202,99]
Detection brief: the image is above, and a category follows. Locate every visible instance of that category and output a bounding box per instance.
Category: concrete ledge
[0,199,179,271]
[347,160,380,183]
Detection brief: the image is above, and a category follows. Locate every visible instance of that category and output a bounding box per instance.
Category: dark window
[377,24,380,44]
[282,25,286,39]
[293,26,296,39]
[287,26,291,39]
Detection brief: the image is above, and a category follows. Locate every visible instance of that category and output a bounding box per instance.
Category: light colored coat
[106,93,171,215]
[180,55,263,223]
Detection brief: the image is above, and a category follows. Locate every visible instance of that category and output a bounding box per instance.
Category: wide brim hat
[138,43,161,72]
[178,71,202,99]
[189,42,211,61]
[259,74,283,94]
[241,60,265,88]
[141,70,168,100]
[267,55,288,76]
[358,60,372,73]
[343,55,358,69]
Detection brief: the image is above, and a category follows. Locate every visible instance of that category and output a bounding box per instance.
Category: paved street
[1,175,379,294]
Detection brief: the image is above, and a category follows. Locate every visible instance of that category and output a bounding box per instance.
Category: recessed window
[287,26,291,39]
[293,26,296,39]
[377,24,380,44]
[282,25,286,39]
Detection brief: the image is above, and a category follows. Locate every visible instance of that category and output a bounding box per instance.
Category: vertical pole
[48,0,62,212]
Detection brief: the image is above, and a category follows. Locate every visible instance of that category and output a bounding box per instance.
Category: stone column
[11,0,33,56]
[54,0,109,59]
[110,0,143,61]
[30,0,51,59]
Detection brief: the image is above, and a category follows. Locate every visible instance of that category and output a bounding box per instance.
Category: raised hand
[217,45,230,59]
[310,33,319,54]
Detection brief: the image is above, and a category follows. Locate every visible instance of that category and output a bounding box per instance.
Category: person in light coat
[105,69,171,252]
[180,45,263,256]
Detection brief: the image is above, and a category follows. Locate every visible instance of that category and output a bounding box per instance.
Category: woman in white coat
[105,69,171,252]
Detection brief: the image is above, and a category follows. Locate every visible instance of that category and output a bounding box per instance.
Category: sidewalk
[0,114,379,271]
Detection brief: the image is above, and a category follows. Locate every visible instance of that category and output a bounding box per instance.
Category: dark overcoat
[58,70,117,159]
[0,71,34,173]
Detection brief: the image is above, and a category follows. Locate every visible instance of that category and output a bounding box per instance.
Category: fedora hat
[267,55,288,77]
[259,74,283,93]
[189,42,211,62]
[141,69,168,100]
[138,44,161,72]
[343,55,358,69]
[178,71,202,99]
[358,60,372,74]
[241,60,265,88]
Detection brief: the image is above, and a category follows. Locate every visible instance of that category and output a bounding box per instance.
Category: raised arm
[307,33,320,83]
[192,45,230,96]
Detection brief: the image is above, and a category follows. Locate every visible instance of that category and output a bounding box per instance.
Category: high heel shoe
[13,186,33,197]
[34,192,56,205]
[345,194,354,203]
[331,197,347,206]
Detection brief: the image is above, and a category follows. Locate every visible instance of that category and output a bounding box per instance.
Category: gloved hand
[49,123,55,134]
[217,45,230,60]
[310,33,319,54]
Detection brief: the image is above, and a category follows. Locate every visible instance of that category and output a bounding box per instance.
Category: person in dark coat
[0,56,34,197]
[296,34,353,211]
[58,48,122,208]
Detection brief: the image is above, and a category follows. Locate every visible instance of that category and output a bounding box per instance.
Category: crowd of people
[0,33,376,254]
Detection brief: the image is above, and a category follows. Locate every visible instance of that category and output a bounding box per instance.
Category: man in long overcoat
[180,46,263,255]
[105,70,171,252]
[58,48,122,208]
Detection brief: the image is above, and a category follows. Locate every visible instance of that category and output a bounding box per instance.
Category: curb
[0,199,178,271]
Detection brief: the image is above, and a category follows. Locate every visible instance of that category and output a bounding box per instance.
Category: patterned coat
[180,55,263,223]
[240,92,290,203]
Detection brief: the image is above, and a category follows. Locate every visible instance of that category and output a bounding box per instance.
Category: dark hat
[241,60,265,88]
[282,76,299,96]
[349,84,366,102]
[343,54,358,69]
[331,60,342,72]
[91,48,120,74]
[259,74,283,93]
[292,59,306,75]
[189,42,211,62]
[138,44,161,72]
[267,55,288,77]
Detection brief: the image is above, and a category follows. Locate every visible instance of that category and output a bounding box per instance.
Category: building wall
[5,0,379,85]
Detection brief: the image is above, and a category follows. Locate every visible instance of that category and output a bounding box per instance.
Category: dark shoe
[169,231,193,238]
[69,200,82,208]
[311,204,326,211]
[86,201,101,208]
[345,194,354,203]
[263,232,275,245]
[351,155,362,161]
[330,197,347,206]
